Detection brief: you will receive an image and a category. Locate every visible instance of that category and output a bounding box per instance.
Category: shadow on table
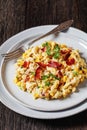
[35,110,87,129]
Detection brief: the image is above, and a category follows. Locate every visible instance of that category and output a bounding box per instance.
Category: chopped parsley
[37,86,41,88]
[53,53,60,59]
[73,71,78,76]
[42,75,49,80]
[49,73,60,80]
[42,42,60,58]
[42,42,51,55]
[42,73,60,80]
[42,42,48,47]
[31,72,35,75]
[45,81,51,86]
[53,44,60,59]
[53,44,60,52]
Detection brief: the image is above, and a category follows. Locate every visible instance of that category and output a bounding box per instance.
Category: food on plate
[14,41,87,100]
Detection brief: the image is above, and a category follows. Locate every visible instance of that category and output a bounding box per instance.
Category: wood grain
[0,0,87,130]
[0,103,87,130]
[0,0,26,44]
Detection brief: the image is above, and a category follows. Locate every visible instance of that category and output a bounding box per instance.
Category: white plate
[0,25,87,118]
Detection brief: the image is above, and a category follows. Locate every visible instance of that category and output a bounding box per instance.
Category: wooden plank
[0,0,26,45]
[25,0,73,28]
[25,0,87,32]
[77,0,87,32]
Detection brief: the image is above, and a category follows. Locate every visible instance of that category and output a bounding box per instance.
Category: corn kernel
[33,93,39,99]
[17,81,21,86]
[63,76,67,82]
[13,78,18,83]
[17,59,24,66]
[80,77,84,82]
[50,92,54,97]
[83,69,87,73]
[79,70,82,74]
[35,57,40,62]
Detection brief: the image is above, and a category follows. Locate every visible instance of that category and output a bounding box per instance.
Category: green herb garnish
[73,71,78,76]
[31,72,35,75]
[53,53,60,59]
[45,81,50,86]
[42,75,49,80]
[37,86,41,88]
[42,73,60,81]
[42,42,48,47]
[55,76,60,80]
[49,73,60,80]
[54,44,60,52]
[42,42,51,55]
[53,44,60,59]
[46,47,51,55]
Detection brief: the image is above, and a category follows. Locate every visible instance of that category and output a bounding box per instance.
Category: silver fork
[1,20,73,61]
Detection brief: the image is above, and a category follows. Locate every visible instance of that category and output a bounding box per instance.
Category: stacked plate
[0,25,87,119]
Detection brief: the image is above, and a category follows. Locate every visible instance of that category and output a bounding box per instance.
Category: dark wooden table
[0,0,87,130]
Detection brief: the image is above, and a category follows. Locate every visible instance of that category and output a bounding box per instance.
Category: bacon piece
[48,61,60,68]
[60,50,68,54]
[66,58,75,65]
[37,61,63,69]
[35,67,42,80]
[61,49,71,54]
[61,49,71,60]
[64,53,71,60]
[25,75,30,82]
[41,47,46,52]
[23,61,30,68]
[56,70,63,78]
[37,62,47,68]
[47,61,63,69]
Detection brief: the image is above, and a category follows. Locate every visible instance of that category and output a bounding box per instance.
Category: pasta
[14,41,87,100]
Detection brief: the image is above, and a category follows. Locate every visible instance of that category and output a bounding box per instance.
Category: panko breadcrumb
[14,41,87,100]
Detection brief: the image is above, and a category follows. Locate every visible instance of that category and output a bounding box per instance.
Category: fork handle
[27,20,73,46]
